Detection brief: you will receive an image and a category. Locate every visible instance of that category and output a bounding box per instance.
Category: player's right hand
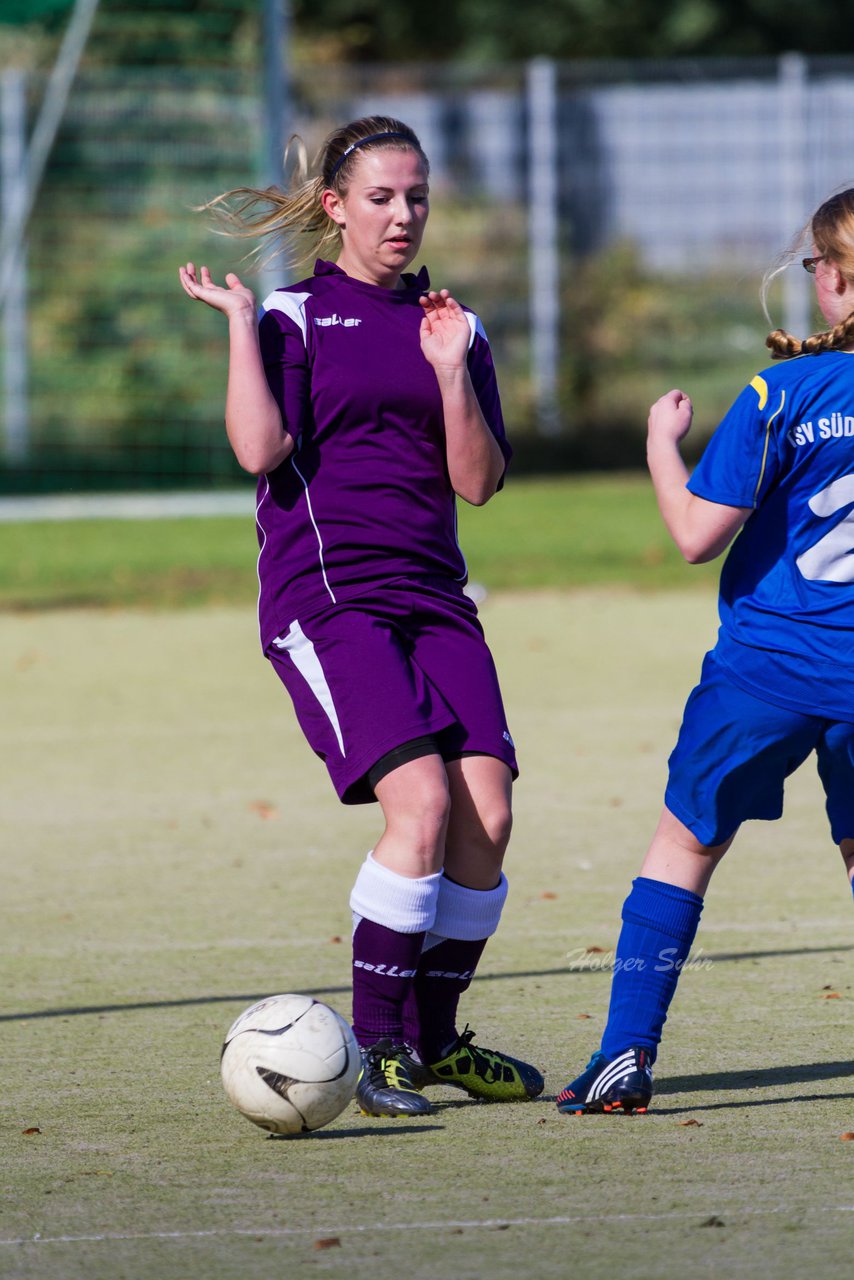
[178,263,257,317]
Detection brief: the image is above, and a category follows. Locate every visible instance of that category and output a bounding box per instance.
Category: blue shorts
[265,577,517,805]
[665,651,854,847]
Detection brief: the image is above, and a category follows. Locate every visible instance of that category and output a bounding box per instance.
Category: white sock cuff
[432,872,509,941]
[349,852,442,934]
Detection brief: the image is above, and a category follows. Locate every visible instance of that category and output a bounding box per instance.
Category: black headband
[328,131,414,181]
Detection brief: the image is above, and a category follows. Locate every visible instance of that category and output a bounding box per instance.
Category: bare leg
[372,753,451,877]
[443,754,513,888]
[586,808,727,1071]
[841,838,854,889]
[640,806,736,896]
[349,754,450,1066]
[403,755,524,1072]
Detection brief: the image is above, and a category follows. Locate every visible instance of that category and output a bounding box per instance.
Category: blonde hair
[201,116,428,267]
[765,187,854,358]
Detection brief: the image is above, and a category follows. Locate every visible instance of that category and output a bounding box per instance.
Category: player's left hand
[419,289,470,370]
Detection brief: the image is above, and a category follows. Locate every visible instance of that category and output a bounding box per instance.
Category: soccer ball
[220,994,360,1135]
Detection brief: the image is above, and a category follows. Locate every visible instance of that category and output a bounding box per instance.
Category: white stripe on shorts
[272,620,345,757]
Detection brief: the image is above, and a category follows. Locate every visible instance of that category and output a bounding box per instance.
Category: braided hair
[765,188,854,359]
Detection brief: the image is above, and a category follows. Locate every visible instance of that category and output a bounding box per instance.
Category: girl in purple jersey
[179,116,543,1117]
[556,189,854,1117]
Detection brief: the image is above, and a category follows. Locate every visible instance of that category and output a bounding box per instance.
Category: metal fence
[2,53,853,493]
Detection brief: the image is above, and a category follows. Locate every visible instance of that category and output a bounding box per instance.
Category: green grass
[2,592,852,1280]
[0,474,719,611]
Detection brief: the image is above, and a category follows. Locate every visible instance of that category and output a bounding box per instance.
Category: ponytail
[198,116,427,268]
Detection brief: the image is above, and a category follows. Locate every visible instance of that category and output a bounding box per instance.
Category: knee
[476,796,513,858]
[389,776,452,850]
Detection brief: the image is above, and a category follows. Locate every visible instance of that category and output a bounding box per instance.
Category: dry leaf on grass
[678,1118,703,1127]
[248,801,279,820]
[313,1237,341,1250]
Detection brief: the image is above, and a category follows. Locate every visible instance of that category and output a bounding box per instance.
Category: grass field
[2,480,852,1279]
[0,474,719,610]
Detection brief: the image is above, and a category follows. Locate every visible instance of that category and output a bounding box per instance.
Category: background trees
[2,1,851,66]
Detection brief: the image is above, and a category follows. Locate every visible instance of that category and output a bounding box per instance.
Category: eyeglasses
[802,256,826,274]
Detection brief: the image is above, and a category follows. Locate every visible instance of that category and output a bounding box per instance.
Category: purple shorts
[265,577,518,804]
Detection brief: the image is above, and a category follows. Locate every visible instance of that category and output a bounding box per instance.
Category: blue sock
[600,876,704,1063]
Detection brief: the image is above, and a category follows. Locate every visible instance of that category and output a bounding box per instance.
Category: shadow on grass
[654,1090,854,1116]
[3,942,851,1024]
[1,990,352,1024]
[655,1059,854,1108]
[268,1123,446,1140]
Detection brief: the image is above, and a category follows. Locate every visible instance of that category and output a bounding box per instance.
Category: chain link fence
[2,53,853,494]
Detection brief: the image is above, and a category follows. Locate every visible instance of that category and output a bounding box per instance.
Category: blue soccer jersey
[687,350,854,720]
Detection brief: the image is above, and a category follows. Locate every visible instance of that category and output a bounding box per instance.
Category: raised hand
[648,388,694,445]
[178,263,257,319]
[419,289,471,371]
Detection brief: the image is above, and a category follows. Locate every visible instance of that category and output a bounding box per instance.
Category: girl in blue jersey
[557,187,854,1115]
[179,116,543,1118]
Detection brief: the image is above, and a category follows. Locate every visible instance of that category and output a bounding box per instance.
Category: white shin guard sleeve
[349,851,442,935]
[426,872,509,945]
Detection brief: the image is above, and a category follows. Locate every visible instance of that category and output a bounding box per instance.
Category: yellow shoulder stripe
[752,388,785,506]
[750,375,768,409]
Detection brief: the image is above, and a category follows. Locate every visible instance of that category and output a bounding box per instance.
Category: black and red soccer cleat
[556,1047,653,1115]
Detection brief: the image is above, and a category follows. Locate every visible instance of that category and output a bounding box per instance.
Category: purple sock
[403,936,488,1062]
[351,918,426,1048]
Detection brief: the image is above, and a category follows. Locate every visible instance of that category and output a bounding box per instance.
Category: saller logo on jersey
[314,314,362,327]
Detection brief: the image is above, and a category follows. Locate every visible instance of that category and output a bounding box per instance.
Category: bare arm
[178,264,295,476]
[419,290,505,505]
[647,389,750,563]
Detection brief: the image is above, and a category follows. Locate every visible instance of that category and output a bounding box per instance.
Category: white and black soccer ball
[220,994,360,1135]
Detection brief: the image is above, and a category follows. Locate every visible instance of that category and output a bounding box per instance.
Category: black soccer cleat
[556,1047,653,1115]
[408,1026,544,1102]
[356,1039,435,1117]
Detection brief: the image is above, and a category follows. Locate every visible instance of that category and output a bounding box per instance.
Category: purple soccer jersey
[254,259,511,650]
